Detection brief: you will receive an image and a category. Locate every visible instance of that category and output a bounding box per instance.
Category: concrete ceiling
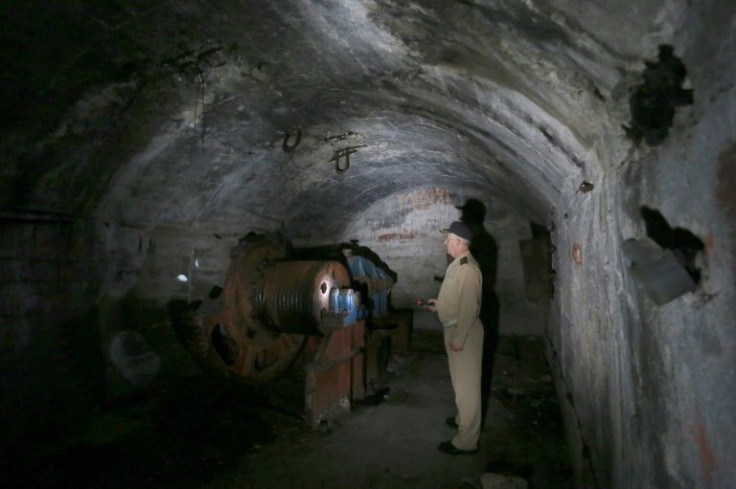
[1,0,679,239]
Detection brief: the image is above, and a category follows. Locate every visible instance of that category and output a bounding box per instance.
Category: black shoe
[445,417,458,430]
[438,440,478,455]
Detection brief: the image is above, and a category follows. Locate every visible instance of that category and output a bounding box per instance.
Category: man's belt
[442,319,458,328]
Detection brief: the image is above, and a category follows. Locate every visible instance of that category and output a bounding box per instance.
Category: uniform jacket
[437,250,482,347]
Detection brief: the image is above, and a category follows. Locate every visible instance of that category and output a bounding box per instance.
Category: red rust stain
[378,232,417,242]
[571,243,583,265]
[397,187,452,211]
[689,405,718,484]
[703,232,715,258]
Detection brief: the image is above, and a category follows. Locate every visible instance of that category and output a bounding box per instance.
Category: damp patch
[624,45,693,146]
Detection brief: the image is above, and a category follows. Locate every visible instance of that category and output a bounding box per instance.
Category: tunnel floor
[8,315,572,489]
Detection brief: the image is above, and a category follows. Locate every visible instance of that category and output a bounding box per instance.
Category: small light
[177,274,189,282]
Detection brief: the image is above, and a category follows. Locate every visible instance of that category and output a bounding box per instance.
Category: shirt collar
[450,250,471,266]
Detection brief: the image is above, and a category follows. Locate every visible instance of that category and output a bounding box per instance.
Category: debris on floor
[481,473,529,489]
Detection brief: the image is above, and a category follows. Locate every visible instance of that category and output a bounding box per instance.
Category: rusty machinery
[172,233,410,428]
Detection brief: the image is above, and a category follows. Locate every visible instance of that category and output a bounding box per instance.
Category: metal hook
[331,148,358,174]
[283,128,302,153]
[335,153,350,173]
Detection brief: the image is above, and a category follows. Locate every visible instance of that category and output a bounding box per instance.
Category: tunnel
[1,1,734,488]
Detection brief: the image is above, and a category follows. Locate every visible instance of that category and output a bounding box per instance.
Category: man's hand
[449,342,463,352]
[427,298,438,312]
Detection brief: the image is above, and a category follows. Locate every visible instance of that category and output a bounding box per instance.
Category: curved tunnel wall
[546,3,736,485]
[1,1,735,488]
[336,187,548,336]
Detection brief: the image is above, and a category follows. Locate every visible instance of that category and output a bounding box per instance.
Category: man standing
[428,221,484,455]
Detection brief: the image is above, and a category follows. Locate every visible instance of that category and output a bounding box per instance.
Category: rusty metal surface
[170,303,308,385]
[202,310,307,383]
[224,234,355,336]
[256,260,352,334]
[304,320,367,429]
[172,233,393,398]
[171,236,302,384]
[224,235,286,346]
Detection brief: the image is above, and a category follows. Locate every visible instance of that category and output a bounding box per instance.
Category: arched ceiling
[1,0,679,238]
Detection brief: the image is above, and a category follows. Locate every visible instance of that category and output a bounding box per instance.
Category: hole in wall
[625,44,693,146]
[640,206,704,284]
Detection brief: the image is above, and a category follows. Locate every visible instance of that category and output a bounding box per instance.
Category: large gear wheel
[171,234,309,385]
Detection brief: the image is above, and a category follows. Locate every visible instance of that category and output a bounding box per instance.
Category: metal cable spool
[255,261,354,334]
[172,234,362,385]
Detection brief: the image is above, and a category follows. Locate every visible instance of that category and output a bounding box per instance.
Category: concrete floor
[7,311,571,489]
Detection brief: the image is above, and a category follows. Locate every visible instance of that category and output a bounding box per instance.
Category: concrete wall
[548,5,736,486]
[338,186,548,337]
[2,4,733,487]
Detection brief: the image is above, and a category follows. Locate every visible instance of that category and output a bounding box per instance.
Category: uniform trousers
[444,318,484,450]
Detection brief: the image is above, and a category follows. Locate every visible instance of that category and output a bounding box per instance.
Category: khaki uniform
[437,250,483,450]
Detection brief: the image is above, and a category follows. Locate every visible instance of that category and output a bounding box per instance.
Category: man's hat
[440,221,473,241]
